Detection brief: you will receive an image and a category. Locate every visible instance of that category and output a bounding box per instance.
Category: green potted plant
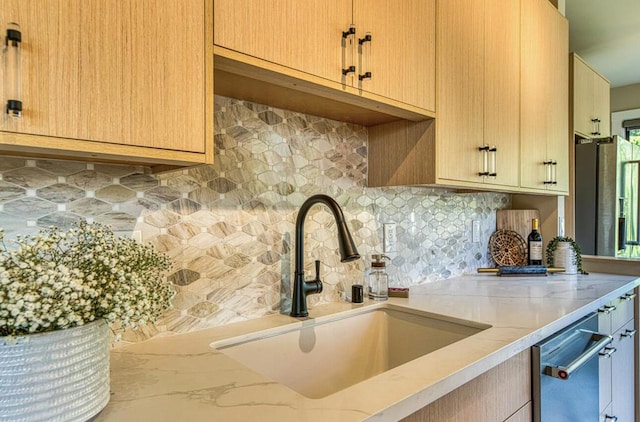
[0,221,173,421]
[545,236,584,274]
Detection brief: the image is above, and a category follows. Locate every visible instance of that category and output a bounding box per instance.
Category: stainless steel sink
[210,305,490,398]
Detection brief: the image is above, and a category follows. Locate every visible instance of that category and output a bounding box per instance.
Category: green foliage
[545,236,585,274]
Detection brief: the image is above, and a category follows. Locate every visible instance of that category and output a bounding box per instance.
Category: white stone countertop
[95,273,640,422]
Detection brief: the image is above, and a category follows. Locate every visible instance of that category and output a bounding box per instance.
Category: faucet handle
[314,260,321,281]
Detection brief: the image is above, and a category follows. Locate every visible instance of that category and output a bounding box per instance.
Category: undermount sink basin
[210,305,490,398]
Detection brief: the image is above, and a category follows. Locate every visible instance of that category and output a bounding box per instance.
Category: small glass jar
[368,254,389,300]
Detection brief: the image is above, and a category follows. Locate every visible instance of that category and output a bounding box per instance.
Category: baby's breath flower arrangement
[0,221,173,337]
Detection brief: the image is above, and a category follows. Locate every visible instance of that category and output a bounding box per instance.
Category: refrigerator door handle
[618,216,627,250]
[620,161,640,247]
[636,167,640,245]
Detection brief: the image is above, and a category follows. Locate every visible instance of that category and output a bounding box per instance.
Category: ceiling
[565,0,640,88]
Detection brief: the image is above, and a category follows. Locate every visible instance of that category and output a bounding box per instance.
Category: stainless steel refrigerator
[575,135,640,257]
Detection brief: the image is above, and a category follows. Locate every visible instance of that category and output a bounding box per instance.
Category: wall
[0,96,509,342]
[611,83,640,112]
[612,108,640,137]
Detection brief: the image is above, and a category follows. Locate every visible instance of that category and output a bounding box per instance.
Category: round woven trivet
[489,229,527,266]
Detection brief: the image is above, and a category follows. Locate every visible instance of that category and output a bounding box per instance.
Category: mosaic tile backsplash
[0,96,509,341]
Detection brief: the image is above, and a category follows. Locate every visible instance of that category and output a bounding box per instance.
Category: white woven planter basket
[0,320,110,422]
[553,241,578,274]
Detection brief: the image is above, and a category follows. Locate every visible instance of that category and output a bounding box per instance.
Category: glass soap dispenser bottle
[368,254,390,300]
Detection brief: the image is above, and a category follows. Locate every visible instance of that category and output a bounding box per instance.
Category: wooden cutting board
[496,209,540,244]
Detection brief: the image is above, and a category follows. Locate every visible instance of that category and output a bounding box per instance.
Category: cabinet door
[610,320,635,422]
[520,0,550,190]
[593,73,611,137]
[572,55,611,139]
[520,0,568,193]
[214,0,351,85]
[483,0,520,188]
[600,403,614,422]
[401,350,531,422]
[598,308,613,414]
[354,0,435,112]
[1,0,207,153]
[437,0,519,188]
[435,0,484,184]
[599,349,613,416]
[545,8,569,193]
[573,56,595,137]
[505,402,532,422]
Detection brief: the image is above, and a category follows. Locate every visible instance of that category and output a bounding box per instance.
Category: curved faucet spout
[290,194,360,318]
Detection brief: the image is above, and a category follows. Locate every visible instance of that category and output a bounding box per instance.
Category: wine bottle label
[530,241,543,260]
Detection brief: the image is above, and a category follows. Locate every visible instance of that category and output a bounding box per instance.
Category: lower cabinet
[598,290,636,422]
[400,290,635,422]
[609,320,635,421]
[506,402,533,422]
[401,350,531,422]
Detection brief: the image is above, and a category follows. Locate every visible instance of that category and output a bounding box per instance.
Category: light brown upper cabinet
[0,0,214,167]
[368,0,521,191]
[520,0,569,194]
[213,0,435,126]
[369,0,568,195]
[572,53,611,139]
[436,0,520,189]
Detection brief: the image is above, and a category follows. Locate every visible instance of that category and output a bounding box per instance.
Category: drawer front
[598,308,611,335]
[610,291,635,333]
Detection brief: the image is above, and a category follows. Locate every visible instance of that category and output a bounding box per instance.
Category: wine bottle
[528,218,543,265]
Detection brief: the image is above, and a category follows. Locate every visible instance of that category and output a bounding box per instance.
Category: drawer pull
[621,329,637,338]
[598,305,617,314]
[622,292,636,301]
[599,346,617,359]
[604,415,618,422]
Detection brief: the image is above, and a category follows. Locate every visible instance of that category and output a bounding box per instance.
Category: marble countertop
[95,273,639,422]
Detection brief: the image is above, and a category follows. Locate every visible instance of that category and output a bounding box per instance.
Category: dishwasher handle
[544,332,613,380]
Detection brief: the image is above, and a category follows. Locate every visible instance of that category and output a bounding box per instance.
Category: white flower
[0,221,173,338]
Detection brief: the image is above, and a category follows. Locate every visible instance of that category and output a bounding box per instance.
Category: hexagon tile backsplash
[0,95,509,342]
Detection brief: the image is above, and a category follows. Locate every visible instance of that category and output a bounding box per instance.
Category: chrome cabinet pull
[598,305,617,314]
[621,328,637,338]
[621,292,636,301]
[599,346,617,358]
[4,23,22,118]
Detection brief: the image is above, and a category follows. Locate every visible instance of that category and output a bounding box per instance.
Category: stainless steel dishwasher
[532,313,613,422]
